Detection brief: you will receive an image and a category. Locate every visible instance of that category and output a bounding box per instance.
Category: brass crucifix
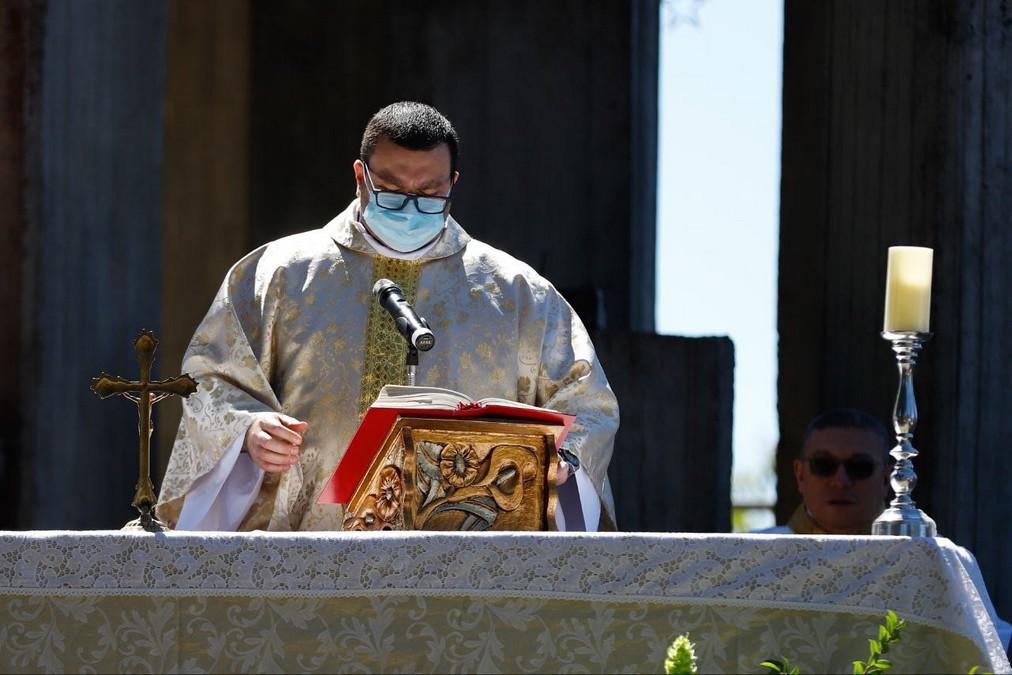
[91,330,198,532]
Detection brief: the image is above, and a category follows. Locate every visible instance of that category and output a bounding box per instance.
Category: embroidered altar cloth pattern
[0,532,1007,673]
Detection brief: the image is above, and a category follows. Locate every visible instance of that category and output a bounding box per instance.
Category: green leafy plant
[759,656,800,674]
[852,609,906,674]
[758,610,906,675]
[664,634,698,674]
[676,610,985,674]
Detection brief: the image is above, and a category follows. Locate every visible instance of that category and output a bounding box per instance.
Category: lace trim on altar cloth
[0,531,1006,669]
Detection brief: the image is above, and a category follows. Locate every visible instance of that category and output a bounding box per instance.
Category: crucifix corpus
[91,330,198,532]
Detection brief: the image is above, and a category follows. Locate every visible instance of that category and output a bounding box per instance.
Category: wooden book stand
[341,416,562,531]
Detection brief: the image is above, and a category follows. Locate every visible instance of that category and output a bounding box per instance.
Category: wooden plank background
[156,0,252,478]
[0,0,33,528]
[779,0,1011,617]
[596,332,734,532]
[12,0,168,528]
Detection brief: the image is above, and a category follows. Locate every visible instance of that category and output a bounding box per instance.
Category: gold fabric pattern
[157,201,619,531]
[0,594,989,674]
[358,257,423,416]
[786,504,832,535]
[785,504,876,535]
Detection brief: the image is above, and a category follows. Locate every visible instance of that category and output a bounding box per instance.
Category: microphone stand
[406,345,419,386]
[404,316,432,386]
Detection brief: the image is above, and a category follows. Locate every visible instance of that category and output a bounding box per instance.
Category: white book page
[372,385,469,408]
[373,385,547,412]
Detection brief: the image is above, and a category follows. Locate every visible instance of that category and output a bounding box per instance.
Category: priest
[156,101,619,532]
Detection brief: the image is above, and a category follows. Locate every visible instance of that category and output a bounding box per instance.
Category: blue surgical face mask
[360,163,449,253]
[362,197,446,253]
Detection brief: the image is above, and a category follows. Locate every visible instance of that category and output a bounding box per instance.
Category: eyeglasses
[805,456,879,480]
[361,162,452,214]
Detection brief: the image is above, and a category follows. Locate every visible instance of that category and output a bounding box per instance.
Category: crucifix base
[122,512,169,533]
[123,498,169,532]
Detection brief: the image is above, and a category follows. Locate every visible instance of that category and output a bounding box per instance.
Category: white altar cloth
[0,531,1008,673]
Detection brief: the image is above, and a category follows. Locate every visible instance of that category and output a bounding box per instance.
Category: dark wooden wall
[779,0,1011,617]
[0,0,34,529]
[156,0,251,478]
[596,333,733,532]
[1,0,167,528]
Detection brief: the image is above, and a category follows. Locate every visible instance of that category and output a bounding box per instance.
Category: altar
[0,531,1008,674]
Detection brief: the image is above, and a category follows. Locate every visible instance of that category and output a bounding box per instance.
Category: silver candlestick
[872,331,937,537]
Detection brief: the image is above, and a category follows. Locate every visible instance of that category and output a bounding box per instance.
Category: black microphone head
[415,331,435,351]
[372,278,401,300]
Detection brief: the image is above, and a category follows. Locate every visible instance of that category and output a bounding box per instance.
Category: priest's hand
[556,447,580,485]
[243,413,309,473]
[555,461,572,485]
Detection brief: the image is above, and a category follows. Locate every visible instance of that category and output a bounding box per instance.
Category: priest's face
[353,136,457,220]
[793,427,890,534]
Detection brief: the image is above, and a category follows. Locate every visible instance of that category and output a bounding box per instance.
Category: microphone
[372,279,435,351]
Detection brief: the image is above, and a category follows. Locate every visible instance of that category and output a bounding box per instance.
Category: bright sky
[655,0,784,508]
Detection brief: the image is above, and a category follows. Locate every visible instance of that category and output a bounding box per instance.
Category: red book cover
[317,387,575,505]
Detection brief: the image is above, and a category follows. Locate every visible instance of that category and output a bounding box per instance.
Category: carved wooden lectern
[342,417,562,532]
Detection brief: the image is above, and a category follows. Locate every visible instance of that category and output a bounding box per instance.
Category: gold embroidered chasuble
[784,504,876,535]
[157,202,620,531]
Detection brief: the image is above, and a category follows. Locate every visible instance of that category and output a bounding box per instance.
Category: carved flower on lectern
[376,466,402,521]
[440,443,481,487]
[347,495,385,531]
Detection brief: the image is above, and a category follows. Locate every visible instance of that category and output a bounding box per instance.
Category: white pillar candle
[883,246,933,332]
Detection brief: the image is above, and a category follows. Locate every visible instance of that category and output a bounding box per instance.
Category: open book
[317,385,575,505]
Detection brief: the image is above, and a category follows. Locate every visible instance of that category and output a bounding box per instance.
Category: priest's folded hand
[242,413,309,473]
[555,461,572,486]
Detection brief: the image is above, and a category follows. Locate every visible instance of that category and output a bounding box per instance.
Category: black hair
[360,101,459,175]
[799,408,892,460]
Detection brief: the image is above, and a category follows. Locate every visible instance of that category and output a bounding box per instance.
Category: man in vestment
[756,408,1011,653]
[761,408,891,536]
[157,101,619,532]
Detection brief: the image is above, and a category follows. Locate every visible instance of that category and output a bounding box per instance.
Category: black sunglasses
[805,456,879,480]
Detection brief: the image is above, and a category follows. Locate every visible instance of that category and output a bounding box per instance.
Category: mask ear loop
[356,160,371,202]
[360,161,374,194]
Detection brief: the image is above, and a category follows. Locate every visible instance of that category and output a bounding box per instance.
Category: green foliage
[759,657,800,674]
[852,610,905,675]
[664,634,698,675]
[759,610,906,675]
[675,610,986,674]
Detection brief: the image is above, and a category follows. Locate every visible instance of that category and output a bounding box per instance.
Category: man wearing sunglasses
[760,408,891,535]
[792,408,891,535]
[157,101,618,533]
[758,408,1012,655]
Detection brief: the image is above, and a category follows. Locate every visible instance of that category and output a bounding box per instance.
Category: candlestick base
[872,330,936,538]
[871,504,936,537]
